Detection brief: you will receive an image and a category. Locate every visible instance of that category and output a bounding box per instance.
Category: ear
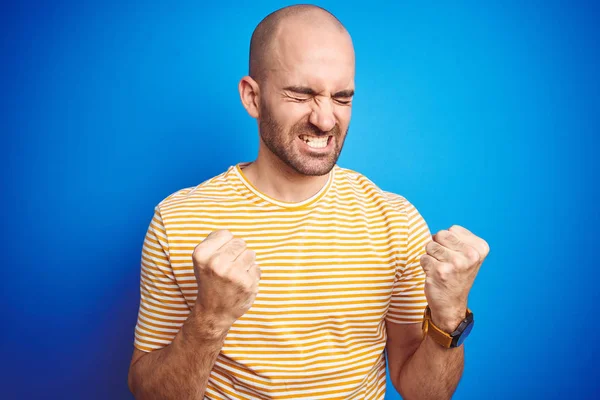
[238,76,260,119]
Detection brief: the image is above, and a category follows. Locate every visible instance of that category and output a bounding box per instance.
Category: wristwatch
[421,306,474,348]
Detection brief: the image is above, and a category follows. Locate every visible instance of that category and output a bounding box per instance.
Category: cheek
[276,104,312,130]
[335,107,352,129]
[286,103,313,120]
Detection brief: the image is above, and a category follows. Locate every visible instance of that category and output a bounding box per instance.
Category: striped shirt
[133,163,432,399]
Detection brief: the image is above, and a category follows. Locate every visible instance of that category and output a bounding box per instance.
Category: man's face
[257,21,355,176]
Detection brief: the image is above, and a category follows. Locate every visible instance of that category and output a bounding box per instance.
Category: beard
[258,102,348,176]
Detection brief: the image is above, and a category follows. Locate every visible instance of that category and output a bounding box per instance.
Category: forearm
[129,306,230,400]
[394,336,464,400]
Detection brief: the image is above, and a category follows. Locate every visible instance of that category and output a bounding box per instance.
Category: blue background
[2,0,598,399]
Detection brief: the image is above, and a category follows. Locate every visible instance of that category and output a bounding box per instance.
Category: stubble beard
[258,103,348,176]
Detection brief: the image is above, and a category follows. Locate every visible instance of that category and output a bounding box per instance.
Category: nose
[309,98,336,132]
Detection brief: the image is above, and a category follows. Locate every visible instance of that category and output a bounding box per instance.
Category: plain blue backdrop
[1,1,598,399]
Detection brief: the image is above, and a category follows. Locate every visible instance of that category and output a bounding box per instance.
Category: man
[128,4,489,400]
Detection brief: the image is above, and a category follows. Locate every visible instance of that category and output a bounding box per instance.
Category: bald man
[128,5,489,400]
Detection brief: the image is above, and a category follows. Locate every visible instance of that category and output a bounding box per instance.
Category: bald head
[249,5,349,83]
[238,5,355,177]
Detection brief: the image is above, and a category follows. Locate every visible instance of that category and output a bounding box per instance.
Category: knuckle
[439,230,459,244]
[193,243,202,257]
[447,232,459,244]
[425,241,435,253]
[215,229,234,241]
[246,249,257,261]
[449,225,461,232]
[193,243,207,263]
[209,229,224,237]
[438,229,452,238]
[431,243,444,256]
[456,256,471,270]
[426,241,435,251]
[437,263,454,281]
[420,254,432,269]
[230,238,247,248]
[438,229,450,238]
[464,246,481,263]
[481,239,490,256]
[447,253,460,267]
[207,253,225,271]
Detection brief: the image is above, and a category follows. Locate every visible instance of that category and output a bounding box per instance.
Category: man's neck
[241,153,331,204]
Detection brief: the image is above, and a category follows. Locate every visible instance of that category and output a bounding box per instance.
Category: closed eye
[290,97,311,102]
[334,99,352,105]
[333,89,354,106]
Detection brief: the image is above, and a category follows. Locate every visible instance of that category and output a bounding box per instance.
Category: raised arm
[128,223,261,400]
[387,225,489,399]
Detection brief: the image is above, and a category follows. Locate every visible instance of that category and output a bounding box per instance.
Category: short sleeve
[386,198,432,324]
[133,207,190,352]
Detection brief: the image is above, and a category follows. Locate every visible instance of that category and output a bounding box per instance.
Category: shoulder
[153,166,240,220]
[335,165,413,214]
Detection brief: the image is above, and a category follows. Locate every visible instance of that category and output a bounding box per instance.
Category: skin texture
[129,4,491,399]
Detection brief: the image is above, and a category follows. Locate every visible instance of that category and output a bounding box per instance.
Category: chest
[170,207,402,373]
[172,208,401,315]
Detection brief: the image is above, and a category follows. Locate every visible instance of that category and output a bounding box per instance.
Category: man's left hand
[420,225,490,332]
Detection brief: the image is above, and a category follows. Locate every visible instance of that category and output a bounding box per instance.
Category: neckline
[233,162,336,210]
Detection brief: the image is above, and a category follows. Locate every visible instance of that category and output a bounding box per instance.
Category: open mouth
[299,134,332,149]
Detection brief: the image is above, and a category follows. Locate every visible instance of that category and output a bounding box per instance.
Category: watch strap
[422,306,473,348]
[422,306,454,348]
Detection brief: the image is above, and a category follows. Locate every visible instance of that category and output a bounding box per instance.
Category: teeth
[300,135,329,149]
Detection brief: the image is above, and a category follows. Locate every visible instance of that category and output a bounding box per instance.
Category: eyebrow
[333,89,355,98]
[283,86,354,98]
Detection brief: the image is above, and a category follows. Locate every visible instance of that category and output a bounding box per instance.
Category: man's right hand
[192,229,261,329]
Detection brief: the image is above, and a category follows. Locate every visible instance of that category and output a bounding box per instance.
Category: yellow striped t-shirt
[133,163,432,399]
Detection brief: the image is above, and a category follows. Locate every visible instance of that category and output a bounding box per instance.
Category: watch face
[456,320,474,347]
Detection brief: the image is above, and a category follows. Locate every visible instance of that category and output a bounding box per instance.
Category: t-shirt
[133,163,432,399]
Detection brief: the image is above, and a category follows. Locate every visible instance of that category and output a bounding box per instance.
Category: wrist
[190,303,234,339]
[430,307,468,332]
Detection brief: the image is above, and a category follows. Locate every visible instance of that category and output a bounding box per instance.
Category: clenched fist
[420,225,490,331]
[192,229,261,328]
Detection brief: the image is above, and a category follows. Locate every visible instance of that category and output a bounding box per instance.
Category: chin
[291,159,337,176]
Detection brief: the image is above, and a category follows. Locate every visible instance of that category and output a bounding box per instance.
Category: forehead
[269,23,355,90]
